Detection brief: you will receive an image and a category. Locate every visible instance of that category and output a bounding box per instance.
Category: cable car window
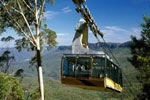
[110,64,114,81]
[63,57,76,77]
[92,57,105,78]
[75,57,90,78]
[106,60,111,78]
[114,66,118,83]
[63,59,69,76]
[68,61,75,76]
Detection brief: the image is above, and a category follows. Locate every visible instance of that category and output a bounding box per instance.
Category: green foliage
[46,0,55,5]
[1,36,14,42]
[14,69,24,77]
[0,0,57,48]
[0,0,57,59]
[0,0,57,99]
[0,50,15,73]
[0,73,24,100]
[0,0,55,36]
[134,83,150,100]
[15,37,35,52]
[40,24,57,48]
[30,88,40,100]
[130,14,150,82]
[130,14,150,100]
[0,36,24,80]
[0,36,15,73]
[0,0,34,34]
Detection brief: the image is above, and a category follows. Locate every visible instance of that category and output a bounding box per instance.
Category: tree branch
[35,0,39,36]
[0,1,36,47]
[22,0,34,14]
[38,0,46,26]
[11,7,22,14]
[35,0,40,47]
[16,0,37,45]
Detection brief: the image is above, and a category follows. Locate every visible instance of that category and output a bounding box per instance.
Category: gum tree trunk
[37,46,44,100]
[35,0,44,98]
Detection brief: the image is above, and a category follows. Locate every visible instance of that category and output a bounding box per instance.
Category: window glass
[106,60,111,78]
[63,59,68,76]
[63,57,76,76]
[114,65,118,83]
[92,57,105,78]
[75,57,91,78]
[68,61,75,76]
[110,64,115,80]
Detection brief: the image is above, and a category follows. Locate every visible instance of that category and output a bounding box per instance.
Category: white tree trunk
[37,46,44,100]
[38,66,44,100]
[35,0,44,97]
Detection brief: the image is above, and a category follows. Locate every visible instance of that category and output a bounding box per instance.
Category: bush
[0,73,24,100]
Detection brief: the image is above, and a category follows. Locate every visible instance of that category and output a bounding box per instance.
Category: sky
[1,0,150,46]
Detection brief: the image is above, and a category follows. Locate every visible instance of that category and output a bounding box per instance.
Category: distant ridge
[57,41,132,51]
[0,41,132,61]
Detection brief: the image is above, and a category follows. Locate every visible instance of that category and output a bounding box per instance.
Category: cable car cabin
[61,54,123,92]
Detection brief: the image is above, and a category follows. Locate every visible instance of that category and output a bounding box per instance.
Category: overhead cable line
[99,37,136,97]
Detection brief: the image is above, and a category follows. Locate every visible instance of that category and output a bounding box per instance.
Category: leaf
[14,69,24,77]
[46,0,55,5]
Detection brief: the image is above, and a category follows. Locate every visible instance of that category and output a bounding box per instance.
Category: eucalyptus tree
[0,0,57,100]
[0,36,15,74]
[130,15,150,100]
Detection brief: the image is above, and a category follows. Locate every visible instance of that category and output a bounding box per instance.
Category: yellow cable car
[61,54,123,92]
[61,0,123,92]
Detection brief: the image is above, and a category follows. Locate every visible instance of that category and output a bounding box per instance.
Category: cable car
[61,54,123,92]
[61,0,123,92]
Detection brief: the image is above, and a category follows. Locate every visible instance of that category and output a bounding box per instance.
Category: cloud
[44,6,72,20]
[101,26,141,35]
[88,26,141,43]
[102,26,141,43]
[131,28,141,34]
[44,11,59,19]
[101,29,115,35]
[104,26,128,33]
[57,33,69,36]
[56,26,141,45]
[56,32,73,46]
[61,6,72,13]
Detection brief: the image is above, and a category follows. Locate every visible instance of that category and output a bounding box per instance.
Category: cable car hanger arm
[72,0,123,67]
[72,0,104,38]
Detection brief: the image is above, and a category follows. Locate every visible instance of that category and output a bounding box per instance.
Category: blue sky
[45,0,150,45]
[1,0,150,46]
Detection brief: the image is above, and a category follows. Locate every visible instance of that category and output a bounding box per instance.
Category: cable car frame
[61,54,123,92]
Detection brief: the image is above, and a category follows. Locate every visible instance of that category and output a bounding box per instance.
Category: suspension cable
[99,36,136,97]
[95,37,110,57]
[102,38,120,66]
